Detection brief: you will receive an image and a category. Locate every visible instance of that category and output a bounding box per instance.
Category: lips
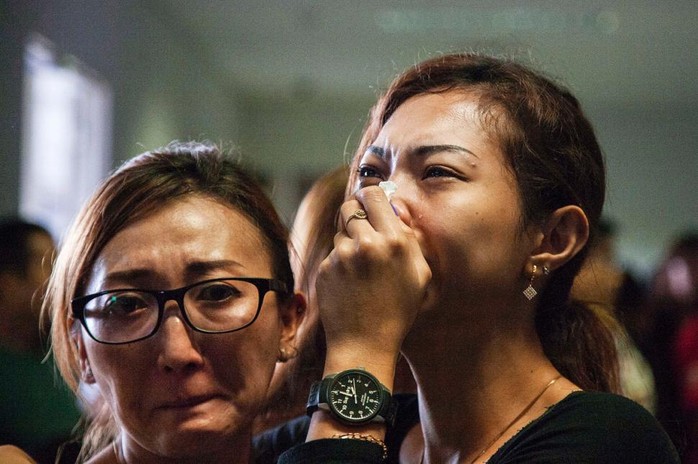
[159,393,220,409]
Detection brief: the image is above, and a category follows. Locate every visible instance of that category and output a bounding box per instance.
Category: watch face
[327,370,383,423]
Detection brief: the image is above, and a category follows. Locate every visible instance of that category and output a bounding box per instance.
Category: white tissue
[378,180,397,200]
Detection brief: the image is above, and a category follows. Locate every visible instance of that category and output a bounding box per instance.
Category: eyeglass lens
[81,279,260,343]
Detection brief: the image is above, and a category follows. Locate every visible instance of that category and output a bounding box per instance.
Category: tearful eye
[424,166,458,179]
[103,294,148,315]
[357,165,383,180]
[197,283,241,302]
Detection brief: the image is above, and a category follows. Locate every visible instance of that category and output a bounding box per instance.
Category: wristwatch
[306,368,397,427]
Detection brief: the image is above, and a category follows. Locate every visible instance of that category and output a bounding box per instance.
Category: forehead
[92,196,273,281]
[374,91,493,146]
[366,91,507,164]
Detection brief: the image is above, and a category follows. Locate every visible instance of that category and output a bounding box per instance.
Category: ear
[278,292,306,354]
[73,329,96,384]
[529,205,589,272]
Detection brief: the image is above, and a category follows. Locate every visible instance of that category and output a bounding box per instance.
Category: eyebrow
[103,260,247,287]
[366,144,478,159]
[184,259,246,277]
[102,269,153,285]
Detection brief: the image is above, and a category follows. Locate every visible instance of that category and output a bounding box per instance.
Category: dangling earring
[523,264,538,300]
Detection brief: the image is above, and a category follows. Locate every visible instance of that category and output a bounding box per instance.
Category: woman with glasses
[42,141,304,463]
[279,53,679,463]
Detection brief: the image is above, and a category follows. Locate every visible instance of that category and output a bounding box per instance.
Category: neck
[403,309,564,462]
[113,434,252,464]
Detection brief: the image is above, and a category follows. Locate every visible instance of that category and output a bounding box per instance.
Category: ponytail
[537,263,621,393]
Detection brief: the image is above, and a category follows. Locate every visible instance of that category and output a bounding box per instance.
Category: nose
[383,176,415,228]
[156,300,205,373]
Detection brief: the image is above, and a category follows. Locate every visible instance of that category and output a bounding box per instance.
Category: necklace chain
[418,375,561,464]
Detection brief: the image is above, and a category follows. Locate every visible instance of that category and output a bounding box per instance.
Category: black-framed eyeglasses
[71,277,288,345]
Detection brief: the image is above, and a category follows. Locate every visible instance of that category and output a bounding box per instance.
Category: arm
[280,186,430,463]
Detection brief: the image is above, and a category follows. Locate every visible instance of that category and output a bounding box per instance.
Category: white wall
[590,101,698,277]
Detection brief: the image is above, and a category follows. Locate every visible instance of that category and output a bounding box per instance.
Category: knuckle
[357,186,386,204]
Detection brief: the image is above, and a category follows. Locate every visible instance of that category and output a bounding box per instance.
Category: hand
[316,185,431,381]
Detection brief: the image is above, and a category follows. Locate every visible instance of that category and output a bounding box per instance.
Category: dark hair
[43,140,293,458]
[0,217,51,277]
[256,166,349,431]
[348,52,619,392]
[290,166,349,380]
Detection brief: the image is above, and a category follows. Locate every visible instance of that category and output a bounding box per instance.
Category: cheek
[426,198,523,276]
[209,321,282,392]
[87,345,147,418]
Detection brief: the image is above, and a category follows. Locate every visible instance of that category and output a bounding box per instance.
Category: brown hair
[348,52,620,393]
[43,141,294,459]
[255,165,349,432]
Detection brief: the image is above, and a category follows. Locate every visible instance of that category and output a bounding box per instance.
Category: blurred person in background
[0,217,81,463]
[254,166,350,436]
[572,218,656,413]
[645,232,698,462]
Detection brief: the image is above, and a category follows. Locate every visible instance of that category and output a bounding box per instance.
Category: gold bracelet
[332,432,388,461]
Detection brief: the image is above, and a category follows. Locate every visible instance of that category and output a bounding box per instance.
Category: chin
[153,426,240,458]
[152,412,249,456]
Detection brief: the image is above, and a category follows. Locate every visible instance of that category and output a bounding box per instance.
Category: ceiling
[156,1,697,106]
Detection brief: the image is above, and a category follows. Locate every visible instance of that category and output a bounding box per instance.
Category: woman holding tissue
[280,53,679,463]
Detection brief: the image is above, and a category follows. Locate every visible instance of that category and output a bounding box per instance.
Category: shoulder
[492,391,679,463]
[546,390,656,420]
[0,446,37,464]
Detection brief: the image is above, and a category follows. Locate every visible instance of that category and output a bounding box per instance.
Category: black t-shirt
[258,391,679,464]
[254,394,419,464]
[488,391,679,463]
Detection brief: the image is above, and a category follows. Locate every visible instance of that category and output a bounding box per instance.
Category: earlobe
[278,291,306,345]
[530,205,589,272]
[81,362,95,383]
[276,292,305,363]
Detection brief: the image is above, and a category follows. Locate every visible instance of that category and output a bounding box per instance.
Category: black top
[257,391,679,464]
[254,394,419,464]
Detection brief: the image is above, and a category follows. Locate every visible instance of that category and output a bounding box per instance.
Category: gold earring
[277,346,298,363]
[523,264,538,300]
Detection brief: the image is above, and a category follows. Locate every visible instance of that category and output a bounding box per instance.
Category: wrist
[323,348,398,392]
[306,368,397,441]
